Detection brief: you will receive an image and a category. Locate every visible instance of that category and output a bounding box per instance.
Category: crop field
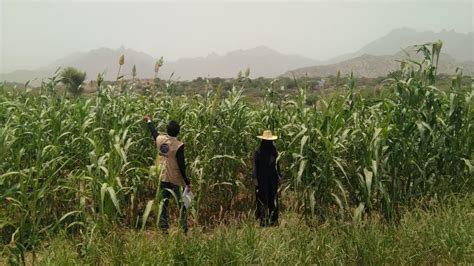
[1,42,473,264]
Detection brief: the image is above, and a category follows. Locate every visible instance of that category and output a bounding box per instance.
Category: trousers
[159,182,188,232]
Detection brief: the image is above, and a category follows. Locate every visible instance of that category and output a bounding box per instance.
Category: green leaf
[309,191,316,216]
[297,160,307,185]
[462,158,473,174]
[364,168,373,202]
[300,135,309,154]
[331,193,345,219]
[141,200,154,230]
[100,183,107,214]
[107,186,122,215]
[353,203,365,223]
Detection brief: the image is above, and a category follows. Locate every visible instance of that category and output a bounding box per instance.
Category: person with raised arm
[143,115,191,233]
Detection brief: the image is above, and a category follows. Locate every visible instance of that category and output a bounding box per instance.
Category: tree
[61,67,86,97]
[154,56,164,79]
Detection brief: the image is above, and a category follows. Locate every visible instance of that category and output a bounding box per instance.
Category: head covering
[257,130,278,141]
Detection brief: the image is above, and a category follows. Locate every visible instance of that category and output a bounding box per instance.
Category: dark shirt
[252,143,281,187]
[147,121,190,186]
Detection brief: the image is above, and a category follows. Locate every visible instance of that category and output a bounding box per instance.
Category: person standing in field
[253,130,281,226]
[143,115,191,233]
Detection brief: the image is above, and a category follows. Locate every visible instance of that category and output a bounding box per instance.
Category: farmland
[1,42,473,264]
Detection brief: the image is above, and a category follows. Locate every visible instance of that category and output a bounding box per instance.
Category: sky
[0,0,473,73]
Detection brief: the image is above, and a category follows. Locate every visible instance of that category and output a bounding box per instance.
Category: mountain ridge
[326,28,473,64]
[283,49,474,79]
[0,46,319,83]
[1,28,472,84]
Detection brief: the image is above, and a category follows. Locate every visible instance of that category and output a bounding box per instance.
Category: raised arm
[144,115,159,141]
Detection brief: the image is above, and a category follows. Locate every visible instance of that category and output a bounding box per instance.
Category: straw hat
[257,130,278,140]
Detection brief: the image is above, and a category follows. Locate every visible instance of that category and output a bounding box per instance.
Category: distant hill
[160,46,319,80]
[0,46,318,84]
[2,27,472,84]
[283,50,474,79]
[327,28,473,64]
[49,47,158,79]
[0,47,157,84]
[0,69,55,85]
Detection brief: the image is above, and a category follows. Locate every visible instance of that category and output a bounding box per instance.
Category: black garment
[159,181,188,232]
[253,140,280,226]
[147,121,190,185]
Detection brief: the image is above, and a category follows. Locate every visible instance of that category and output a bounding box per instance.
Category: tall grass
[0,42,473,263]
[17,194,474,265]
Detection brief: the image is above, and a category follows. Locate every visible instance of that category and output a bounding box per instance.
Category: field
[12,195,474,264]
[1,42,473,264]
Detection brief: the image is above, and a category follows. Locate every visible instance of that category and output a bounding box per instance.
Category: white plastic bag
[183,186,194,209]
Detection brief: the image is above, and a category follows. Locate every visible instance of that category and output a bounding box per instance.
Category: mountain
[0,69,55,85]
[327,28,473,64]
[283,49,474,79]
[49,46,157,79]
[159,46,319,80]
[0,46,318,84]
[0,47,157,84]
[2,27,472,83]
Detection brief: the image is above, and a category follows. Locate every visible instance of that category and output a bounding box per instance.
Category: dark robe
[253,140,280,226]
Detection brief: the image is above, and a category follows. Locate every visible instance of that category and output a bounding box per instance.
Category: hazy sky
[1,0,473,72]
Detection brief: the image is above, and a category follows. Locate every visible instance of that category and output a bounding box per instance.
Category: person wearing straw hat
[253,130,281,226]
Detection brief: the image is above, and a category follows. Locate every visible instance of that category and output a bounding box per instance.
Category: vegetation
[7,194,474,265]
[0,42,473,264]
[60,67,87,97]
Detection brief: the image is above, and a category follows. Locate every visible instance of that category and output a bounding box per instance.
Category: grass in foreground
[14,194,474,265]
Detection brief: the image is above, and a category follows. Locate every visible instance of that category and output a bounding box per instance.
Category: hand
[143,115,151,122]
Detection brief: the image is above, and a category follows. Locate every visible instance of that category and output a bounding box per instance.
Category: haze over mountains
[1,28,473,84]
[160,46,318,80]
[283,51,474,79]
[284,28,474,78]
[0,46,318,83]
[327,28,473,63]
